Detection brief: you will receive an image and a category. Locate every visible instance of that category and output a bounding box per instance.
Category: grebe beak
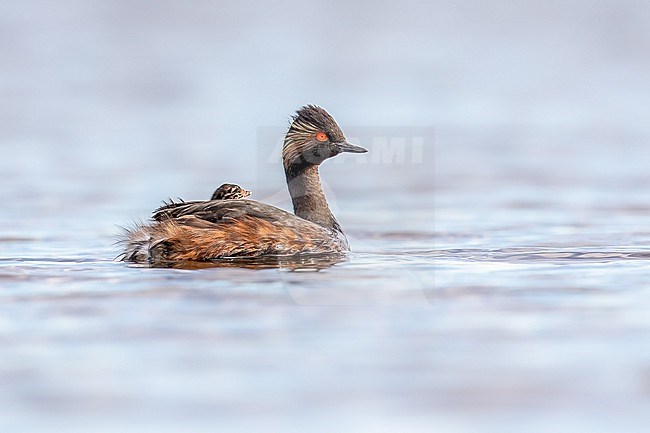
[335,141,368,154]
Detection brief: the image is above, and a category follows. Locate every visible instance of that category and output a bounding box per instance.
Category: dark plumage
[155,183,251,215]
[119,105,367,264]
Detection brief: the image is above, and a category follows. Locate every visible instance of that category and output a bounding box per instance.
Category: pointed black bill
[335,141,368,154]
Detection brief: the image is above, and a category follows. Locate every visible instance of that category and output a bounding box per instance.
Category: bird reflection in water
[137,252,346,271]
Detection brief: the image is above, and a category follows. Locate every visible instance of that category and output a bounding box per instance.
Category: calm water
[3,1,650,432]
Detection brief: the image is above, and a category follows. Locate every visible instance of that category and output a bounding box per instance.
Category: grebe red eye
[315,132,328,142]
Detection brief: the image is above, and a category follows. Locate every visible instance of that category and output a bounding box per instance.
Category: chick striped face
[283,105,347,169]
[211,183,251,200]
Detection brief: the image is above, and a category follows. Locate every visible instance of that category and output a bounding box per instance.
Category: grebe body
[120,105,366,263]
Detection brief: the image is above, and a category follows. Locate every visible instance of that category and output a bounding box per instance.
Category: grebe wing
[156,199,212,214]
[152,199,318,230]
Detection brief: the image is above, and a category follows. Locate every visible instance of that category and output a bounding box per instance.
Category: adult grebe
[120,105,367,263]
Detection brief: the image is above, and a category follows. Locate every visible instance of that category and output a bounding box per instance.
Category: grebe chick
[210,183,251,200]
[120,105,367,263]
[155,183,251,216]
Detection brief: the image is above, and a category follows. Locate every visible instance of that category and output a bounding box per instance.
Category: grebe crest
[283,105,365,173]
[211,183,251,200]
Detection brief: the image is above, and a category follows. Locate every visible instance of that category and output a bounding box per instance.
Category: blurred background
[3,0,650,225]
[2,1,650,432]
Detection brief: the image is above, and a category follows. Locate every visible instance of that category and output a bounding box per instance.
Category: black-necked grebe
[120,105,367,263]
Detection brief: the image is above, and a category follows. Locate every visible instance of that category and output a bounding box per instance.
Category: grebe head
[210,183,251,200]
[283,105,367,170]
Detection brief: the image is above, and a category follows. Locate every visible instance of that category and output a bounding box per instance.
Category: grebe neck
[285,164,342,233]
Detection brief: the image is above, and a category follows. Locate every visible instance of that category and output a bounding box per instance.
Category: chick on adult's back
[120,105,367,263]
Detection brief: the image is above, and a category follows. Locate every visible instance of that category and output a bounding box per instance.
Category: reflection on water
[142,252,348,270]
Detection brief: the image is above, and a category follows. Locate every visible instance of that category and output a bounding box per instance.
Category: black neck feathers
[284,164,342,233]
